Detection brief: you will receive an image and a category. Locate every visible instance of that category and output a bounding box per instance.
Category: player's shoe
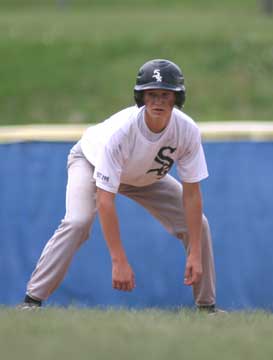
[17,295,42,310]
[16,302,41,310]
[197,304,227,315]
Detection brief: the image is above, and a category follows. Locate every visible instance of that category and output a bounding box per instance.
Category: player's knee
[175,216,210,243]
[68,217,92,234]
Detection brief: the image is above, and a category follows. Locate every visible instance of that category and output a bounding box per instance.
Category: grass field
[0,307,273,360]
[0,0,272,125]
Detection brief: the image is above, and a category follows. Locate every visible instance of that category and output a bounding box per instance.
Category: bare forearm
[97,190,127,263]
[183,183,203,255]
[96,188,135,291]
[182,182,203,285]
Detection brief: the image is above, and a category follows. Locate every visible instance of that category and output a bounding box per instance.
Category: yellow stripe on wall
[0,122,273,143]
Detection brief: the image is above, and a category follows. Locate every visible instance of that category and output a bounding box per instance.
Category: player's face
[143,89,176,132]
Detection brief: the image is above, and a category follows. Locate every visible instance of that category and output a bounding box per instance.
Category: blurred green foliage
[0,0,272,124]
[0,0,258,8]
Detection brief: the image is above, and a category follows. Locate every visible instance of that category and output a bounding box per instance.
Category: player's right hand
[112,260,135,291]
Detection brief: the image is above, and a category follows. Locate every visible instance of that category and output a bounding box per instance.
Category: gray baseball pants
[27,142,216,306]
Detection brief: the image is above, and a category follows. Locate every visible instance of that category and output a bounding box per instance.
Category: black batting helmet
[134,59,186,108]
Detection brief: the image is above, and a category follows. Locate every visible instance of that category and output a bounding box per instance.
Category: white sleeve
[177,126,208,183]
[94,139,126,194]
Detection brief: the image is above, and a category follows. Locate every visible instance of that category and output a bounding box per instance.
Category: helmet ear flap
[175,91,186,108]
[134,90,144,107]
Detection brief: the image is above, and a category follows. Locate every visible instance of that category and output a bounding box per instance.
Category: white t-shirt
[80,106,208,193]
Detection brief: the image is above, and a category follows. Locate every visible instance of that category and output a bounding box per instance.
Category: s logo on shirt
[147,146,176,179]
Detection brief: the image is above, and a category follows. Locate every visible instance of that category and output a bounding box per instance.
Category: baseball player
[20,59,221,313]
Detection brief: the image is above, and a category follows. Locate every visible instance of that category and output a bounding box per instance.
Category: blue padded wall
[0,141,272,310]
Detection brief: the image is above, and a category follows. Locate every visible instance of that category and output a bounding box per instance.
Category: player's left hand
[184,253,202,286]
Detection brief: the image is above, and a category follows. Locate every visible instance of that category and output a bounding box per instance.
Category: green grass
[0,1,272,125]
[1,307,273,360]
